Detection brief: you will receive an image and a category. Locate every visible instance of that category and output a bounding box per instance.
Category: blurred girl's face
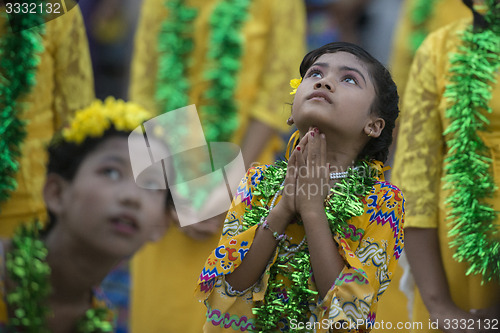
[55,136,168,257]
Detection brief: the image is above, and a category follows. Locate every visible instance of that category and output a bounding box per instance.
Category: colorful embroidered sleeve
[314,181,405,332]
[195,166,272,332]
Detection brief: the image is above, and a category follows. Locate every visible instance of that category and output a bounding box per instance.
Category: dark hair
[461,0,490,31]
[45,127,174,228]
[299,42,399,163]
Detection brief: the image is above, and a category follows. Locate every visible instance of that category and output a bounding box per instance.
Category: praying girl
[196,42,405,332]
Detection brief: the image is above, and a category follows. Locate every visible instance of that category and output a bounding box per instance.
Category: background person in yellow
[375,3,471,331]
[393,0,500,332]
[0,1,94,236]
[390,0,470,101]
[128,0,306,331]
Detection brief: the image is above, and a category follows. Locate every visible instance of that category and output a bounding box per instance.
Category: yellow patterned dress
[0,4,94,236]
[196,163,405,332]
[129,0,305,331]
[392,19,500,333]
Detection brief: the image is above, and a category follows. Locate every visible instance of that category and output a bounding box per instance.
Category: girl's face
[292,52,377,141]
[49,136,169,257]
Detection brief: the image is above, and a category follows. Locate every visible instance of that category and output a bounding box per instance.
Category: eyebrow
[100,155,127,164]
[340,66,367,85]
[311,62,367,85]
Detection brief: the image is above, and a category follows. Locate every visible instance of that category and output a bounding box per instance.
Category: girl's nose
[118,182,142,208]
[314,80,333,91]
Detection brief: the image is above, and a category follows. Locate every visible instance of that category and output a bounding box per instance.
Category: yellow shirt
[129,0,306,331]
[389,0,470,100]
[393,19,500,331]
[0,5,94,235]
[196,163,405,332]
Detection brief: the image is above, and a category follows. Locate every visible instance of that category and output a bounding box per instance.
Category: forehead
[314,52,370,75]
[316,51,374,87]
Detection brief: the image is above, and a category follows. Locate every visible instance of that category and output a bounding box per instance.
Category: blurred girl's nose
[118,181,142,208]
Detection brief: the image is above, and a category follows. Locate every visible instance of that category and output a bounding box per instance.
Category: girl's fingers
[320,133,327,172]
[286,149,297,182]
[295,132,309,155]
[307,128,321,167]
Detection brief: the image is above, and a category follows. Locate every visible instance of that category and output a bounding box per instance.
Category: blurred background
[81,0,403,100]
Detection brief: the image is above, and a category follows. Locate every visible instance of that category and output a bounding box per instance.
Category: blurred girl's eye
[342,76,358,85]
[102,167,121,181]
[143,178,163,191]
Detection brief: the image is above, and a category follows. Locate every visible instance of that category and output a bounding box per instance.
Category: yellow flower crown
[62,97,152,144]
[289,78,302,95]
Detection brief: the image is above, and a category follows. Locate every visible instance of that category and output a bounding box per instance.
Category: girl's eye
[143,178,163,191]
[102,167,121,181]
[342,76,357,85]
[306,68,323,79]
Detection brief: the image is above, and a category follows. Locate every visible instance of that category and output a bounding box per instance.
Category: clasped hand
[278,127,330,219]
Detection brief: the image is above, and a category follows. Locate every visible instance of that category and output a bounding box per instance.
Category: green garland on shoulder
[0,5,45,206]
[241,160,377,331]
[6,222,113,332]
[6,221,51,332]
[443,0,500,283]
[156,0,250,142]
[409,0,441,55]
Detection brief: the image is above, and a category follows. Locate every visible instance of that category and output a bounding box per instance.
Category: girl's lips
[109,213,139,235]
[307,91,332,103]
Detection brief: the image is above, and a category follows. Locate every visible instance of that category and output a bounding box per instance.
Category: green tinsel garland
[241,160,376,332]
[6,222,113,332]
[442,0,500,283]
[156,0,250,143]
[0,5,45,207]
[408,0,441,55]
[202,0,250,143]
[156,0,197,112]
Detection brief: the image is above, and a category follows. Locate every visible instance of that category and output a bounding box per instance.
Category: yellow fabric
[0,5,95,236]
[381,4,470,331]
[389,0,471,101]
[392,19,500,332]
[129,0,306,332]
[195,164,405,332]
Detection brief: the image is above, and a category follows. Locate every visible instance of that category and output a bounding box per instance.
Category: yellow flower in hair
[62,97,152,144]
[289,78,302,95]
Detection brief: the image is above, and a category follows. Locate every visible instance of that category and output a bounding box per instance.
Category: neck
[326,150,358,173]
[44,226,120,304]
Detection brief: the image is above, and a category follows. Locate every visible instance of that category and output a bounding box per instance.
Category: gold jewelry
[367,129,373,137]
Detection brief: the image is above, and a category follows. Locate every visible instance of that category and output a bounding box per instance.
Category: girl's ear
[365,117,385,138]
[287,116,295,126]
[43,173,69,217]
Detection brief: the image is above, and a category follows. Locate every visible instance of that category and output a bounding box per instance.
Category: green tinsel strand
[409,0,441,54]
[203,0,250,143]
[7,221,51,333]
[0,6,45,208]
[242,160,377,331]
[7,222,114,332]
[156,0,250,143]
[156,0,197,113]
[443,0,500,283]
